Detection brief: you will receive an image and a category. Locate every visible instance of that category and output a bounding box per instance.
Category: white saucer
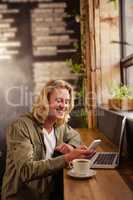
[67,169,96,179]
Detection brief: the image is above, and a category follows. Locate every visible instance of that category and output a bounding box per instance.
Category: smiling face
[48,87,70,120]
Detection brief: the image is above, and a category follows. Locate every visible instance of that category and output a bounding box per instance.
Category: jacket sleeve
[63,124,83,147]
[7,121,66,183]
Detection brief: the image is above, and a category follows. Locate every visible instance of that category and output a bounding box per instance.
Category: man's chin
[55,114,65,120]
[56,115,64,120]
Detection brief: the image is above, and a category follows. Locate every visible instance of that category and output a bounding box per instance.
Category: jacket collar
[25,112,44,129]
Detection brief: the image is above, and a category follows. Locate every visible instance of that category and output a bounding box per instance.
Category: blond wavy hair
[32,80,74,125]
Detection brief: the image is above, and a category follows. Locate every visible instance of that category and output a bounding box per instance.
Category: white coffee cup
[69,159,92,175]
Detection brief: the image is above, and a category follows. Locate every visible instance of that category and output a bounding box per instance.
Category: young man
[2,80,94,200]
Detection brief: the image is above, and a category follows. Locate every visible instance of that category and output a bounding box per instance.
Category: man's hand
[55,143,74,154]
[78,145,96,159]
[64,145,96,163]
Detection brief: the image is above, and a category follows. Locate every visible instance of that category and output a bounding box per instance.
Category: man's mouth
[56,108,66,114]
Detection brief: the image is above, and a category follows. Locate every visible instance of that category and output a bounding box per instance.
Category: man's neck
[43,116,56,133]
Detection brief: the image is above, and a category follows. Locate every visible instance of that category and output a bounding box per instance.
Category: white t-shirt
[43,128,56,159]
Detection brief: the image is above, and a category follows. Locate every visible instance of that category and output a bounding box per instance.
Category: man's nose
[60,101,67,108]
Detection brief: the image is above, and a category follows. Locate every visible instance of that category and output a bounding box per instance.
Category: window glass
[124,0,133,56]
[126,66,133,92]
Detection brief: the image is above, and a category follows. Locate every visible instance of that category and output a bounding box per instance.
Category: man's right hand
[64,145,95,163]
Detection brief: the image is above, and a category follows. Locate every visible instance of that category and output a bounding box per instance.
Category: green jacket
[1,113,81,200]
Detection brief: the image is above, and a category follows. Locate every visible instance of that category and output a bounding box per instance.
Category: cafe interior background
[0,0,133,190]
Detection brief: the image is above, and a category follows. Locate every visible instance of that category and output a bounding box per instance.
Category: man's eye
[56,98,62,103]
[65,100,70,104]
[56,98,70,104]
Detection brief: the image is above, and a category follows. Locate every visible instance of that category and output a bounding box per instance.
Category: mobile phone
[88,139,101,150]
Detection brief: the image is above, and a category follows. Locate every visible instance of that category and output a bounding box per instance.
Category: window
[120,0,133,87]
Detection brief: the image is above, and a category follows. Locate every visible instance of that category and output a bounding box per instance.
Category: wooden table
[64,129,133,200]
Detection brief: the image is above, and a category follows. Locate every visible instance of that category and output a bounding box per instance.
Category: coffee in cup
[69,159,92,175]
